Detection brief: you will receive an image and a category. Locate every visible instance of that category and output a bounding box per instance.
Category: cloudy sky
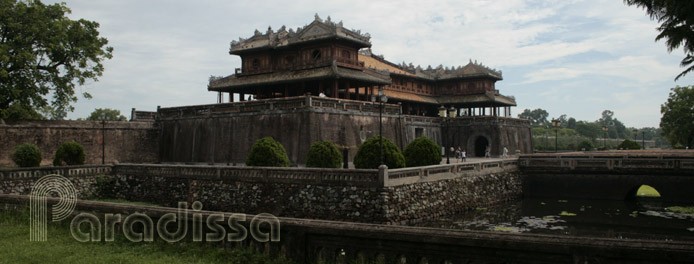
[49,0,693,128]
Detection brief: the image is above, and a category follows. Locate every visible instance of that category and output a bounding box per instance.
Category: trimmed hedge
[246,137,290,167]
[12,143,42,167]
[53,142,85,166]
[354,136,405,169]
[577,140,594,151]
[618,139,641,150]
[404,137,441,167]
[306,140,342,168]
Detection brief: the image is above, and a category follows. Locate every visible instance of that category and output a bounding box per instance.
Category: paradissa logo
[30,174,280,243]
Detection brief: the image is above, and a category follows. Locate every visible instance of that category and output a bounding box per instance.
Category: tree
[660,85,694,148]
[305,140,342,168]
[0,103,44,120]
[617,139,641,150]
[567,117,577,129]
[86,108,127,121]
[557,114,568,127]
[0,0,113,120]
[577,140,595,151]
[246,137,290,167]
[53,142,85,166]
[624,1,694,80]
[518,108,549,127]
[12,143,42,167]
[575,121,602,139]
[354,136,406,169]
[403,137,441,167]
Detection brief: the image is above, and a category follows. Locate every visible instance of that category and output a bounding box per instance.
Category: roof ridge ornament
[314,13,322,22]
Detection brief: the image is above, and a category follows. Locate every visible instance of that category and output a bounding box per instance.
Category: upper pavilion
[208,15,517,117]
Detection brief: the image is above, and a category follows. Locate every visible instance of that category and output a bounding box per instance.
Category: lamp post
[448,106,456,163]
[438,106,450,164]
[101,113,106,164]
[371,88,388,166]
[632,129,638,149]
[602,125,608,149]
[551,119,560,153]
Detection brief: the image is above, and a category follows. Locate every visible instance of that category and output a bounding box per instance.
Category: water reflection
[416,198,694,241]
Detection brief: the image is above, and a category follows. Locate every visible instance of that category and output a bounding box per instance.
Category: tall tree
[518,108,549,127]
[86,108,126,121]
[567,117,577,129]
[624,0,694,80]
[660,85,694,148]
[0,0,113,119]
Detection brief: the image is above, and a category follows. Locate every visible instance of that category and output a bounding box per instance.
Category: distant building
[208,14,516,119]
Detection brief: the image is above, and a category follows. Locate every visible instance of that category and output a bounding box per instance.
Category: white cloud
[35,0,694,127]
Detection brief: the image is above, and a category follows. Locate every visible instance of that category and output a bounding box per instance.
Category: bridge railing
[385,159,518,187]
[0,165,113,180]
[113,164,380,187]
[519,152,694,172]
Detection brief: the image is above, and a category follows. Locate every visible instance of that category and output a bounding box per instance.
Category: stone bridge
[519,150,694,203]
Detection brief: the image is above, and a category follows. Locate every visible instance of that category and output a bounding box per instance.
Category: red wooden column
[345,81,351,100]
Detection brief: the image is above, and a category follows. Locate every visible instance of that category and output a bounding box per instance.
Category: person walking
[462,149,466,162]
[502,146,508,158]
[455,146,462,162]
[485,145,491,158]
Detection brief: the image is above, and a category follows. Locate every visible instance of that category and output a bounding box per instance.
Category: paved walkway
[439,156,516,165]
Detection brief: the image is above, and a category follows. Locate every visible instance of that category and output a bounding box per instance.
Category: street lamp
[101,112,106,164]
[371,88,388,166]
[602,125,608,149]
[438,106,450,164]
[551,119,560,153]
[632,129,638,149]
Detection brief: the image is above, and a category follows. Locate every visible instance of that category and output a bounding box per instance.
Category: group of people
[451,145,510,162]
[453,147,467,162]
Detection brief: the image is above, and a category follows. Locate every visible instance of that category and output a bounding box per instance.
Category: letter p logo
[30,174,77,241]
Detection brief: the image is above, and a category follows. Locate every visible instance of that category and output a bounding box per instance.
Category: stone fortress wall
[0,120,158,167]
[0,95,531,167]
[156,95,531,165]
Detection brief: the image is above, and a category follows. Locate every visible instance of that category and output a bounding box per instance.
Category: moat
[417,197,694,242]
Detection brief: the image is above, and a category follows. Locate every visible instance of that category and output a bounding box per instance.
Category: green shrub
[306,140,342,168]
[617,139,641,150]
[577,140,594,151]
[403,137,441,167]
[12,143,42,167]
[246,137,290,167]
[53,142,85,166]
[354,136,405,169]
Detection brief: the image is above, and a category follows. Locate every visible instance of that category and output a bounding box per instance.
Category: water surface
[416,198,694,241]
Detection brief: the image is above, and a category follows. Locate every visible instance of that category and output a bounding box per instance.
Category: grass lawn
[0,209,294,264]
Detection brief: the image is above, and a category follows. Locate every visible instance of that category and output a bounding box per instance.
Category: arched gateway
[474,136,489,157]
